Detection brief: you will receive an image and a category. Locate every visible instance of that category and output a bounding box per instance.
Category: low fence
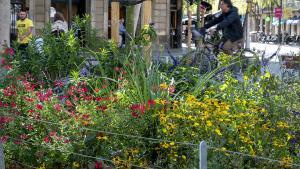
[1,114,300,169]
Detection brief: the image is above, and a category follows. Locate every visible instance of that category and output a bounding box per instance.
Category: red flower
[28,109,35,113]
[1,58,6,65]
[131,112,139,118]
[44,136,50,143]
[54,104,61,112]
[95,161,103,169]
[114,67,121,72]
[96,106,107,112]
[36,104,43,110]
[4,65,12,70]
[20,134,28,140]
[54,80,64,87]
[0,116,13,124]
[66,100,72,107]
[45,89,53,97]
[14,140,22,145]
[0,135,9,143]
[84,95,93,101]
[64,139,70,143]
[11,102,16,108]
[81,87,88,93]
[22,80,34,91]
[5,47,14,56]
[49,131,57,137]
[82,114,90,120]
[95,88,100,93]
[25,124,34,131]
[24,96,34,102]
[130,104,146,114]
[147,100,156,107]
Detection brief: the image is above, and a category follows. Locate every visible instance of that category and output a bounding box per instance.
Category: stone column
[111,2,120,43]
[153,0,169,43]
[31,0,50,35]
[90,0,107,37]
[0,0,10,48]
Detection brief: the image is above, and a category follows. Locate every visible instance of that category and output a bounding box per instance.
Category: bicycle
[167,30,259,79]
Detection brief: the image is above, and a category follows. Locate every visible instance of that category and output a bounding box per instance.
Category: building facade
[6,0,183,48]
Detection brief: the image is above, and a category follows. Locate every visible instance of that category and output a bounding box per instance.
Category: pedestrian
[17,9,34,51]
[51,12,68,36]
[119,18,126,46]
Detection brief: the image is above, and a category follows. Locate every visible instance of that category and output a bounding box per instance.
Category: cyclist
[194,0,243,55]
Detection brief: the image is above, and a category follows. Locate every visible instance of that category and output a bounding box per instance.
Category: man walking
[17,9,34,50]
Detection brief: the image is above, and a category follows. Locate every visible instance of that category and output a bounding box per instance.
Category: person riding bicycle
[195,0,244,55]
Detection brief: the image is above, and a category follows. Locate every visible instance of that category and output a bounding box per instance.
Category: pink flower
[168,85,175,94]
[54,104,61,112]
[36,104,43,110]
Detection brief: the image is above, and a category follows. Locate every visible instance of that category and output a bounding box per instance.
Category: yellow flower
[206,121,212,127]
[265,71,271,78]
[159,83,168,90]
[97,133,108,141]
[182,155,187,160]
[39,163,46,169]
[73,162,80,168]
[112,156,122,165]
[280,156,293,167]
[161,143,169,149]
[243,75,249,81]
[215,128,222,136]
[277,121,289,128]
[193,122,200,127]
[220,83,228,91]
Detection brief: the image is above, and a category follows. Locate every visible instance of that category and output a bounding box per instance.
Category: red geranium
[36,104,43,110]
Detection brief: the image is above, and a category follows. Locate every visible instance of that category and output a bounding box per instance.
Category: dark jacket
[204,7,243,42]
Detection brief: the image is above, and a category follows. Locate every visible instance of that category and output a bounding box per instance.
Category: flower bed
[0,17,300,169]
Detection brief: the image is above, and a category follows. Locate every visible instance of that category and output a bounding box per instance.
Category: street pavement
[250,42,299,75]
[156,42,299,76]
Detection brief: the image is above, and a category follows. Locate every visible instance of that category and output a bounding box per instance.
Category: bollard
[199,141,207,169]
[0,143,5,169]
